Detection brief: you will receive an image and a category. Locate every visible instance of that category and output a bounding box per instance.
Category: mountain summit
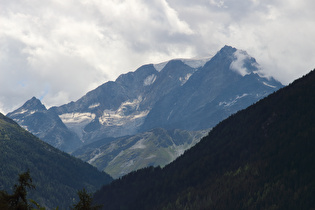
[8,46,283,153]
[7,97,81,152]
[141,45,282,131]
[16,96,46,112]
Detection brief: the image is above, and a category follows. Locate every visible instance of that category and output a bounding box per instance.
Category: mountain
[50,60,199,143]
[141,46,283,131]
[0,112,112,209]
[8,46,283,152]
[73,128,209,178]
[93,69,315,210]
[6,97,81,152]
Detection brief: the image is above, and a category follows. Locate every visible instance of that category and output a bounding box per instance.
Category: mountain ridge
[140,46,282,131]
[8,45,283,151]
[7,46,284,178]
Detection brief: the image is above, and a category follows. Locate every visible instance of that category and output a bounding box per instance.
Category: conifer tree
[0,170,35,210]
[71,188,102,210]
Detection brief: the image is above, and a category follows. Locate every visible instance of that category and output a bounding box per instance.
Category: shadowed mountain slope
[93,69,315,210]
[0,113,112,209]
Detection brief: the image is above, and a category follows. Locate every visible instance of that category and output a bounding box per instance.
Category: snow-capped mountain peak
[8,46,283,152]
[153,56,211,72]
[8,97,46,118]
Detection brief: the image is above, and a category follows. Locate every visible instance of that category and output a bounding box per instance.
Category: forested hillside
[93,69,315,210]
[0,113,112,209]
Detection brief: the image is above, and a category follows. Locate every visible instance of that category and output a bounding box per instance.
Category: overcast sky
[1,0,315,114]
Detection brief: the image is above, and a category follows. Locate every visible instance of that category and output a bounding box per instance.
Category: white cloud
[230,50,251,76]
[0,0,196,113]
[168,0,315,80]
[1,0,315,113]
[209,0,227,8]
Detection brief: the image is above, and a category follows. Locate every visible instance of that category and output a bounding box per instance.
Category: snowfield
[153,57,211,72]
[99,97,149,127]
[59,112,96,124]
[59,112,96,138]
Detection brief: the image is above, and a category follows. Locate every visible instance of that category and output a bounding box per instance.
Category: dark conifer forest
[93,69,315,210]
[0,113,112,209]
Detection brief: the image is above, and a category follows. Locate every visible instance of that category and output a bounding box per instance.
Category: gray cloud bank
[1,0,315,113]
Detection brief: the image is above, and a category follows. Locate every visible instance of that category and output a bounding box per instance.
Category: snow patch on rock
[15,109,28,115]
[153,61,168,72]
[99,97,149,127]
[88,103,100,109]
[153,57,211,72]
[179,73,192,85]
[143,74,157,86]
[263,82,277,88]
[10,109,35,117]
[219,93,249,107]
[181,57,211,68]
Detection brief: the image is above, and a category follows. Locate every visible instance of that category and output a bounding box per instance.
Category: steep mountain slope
[93,69,315,210]
[141,46,282,131]
[8,46,283,152]
[7,97,81,152]
[73,128,209,178]
[51,61,199,143]
[0,113,112,209]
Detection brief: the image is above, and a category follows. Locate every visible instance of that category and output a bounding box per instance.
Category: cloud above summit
[1,0,315,113]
